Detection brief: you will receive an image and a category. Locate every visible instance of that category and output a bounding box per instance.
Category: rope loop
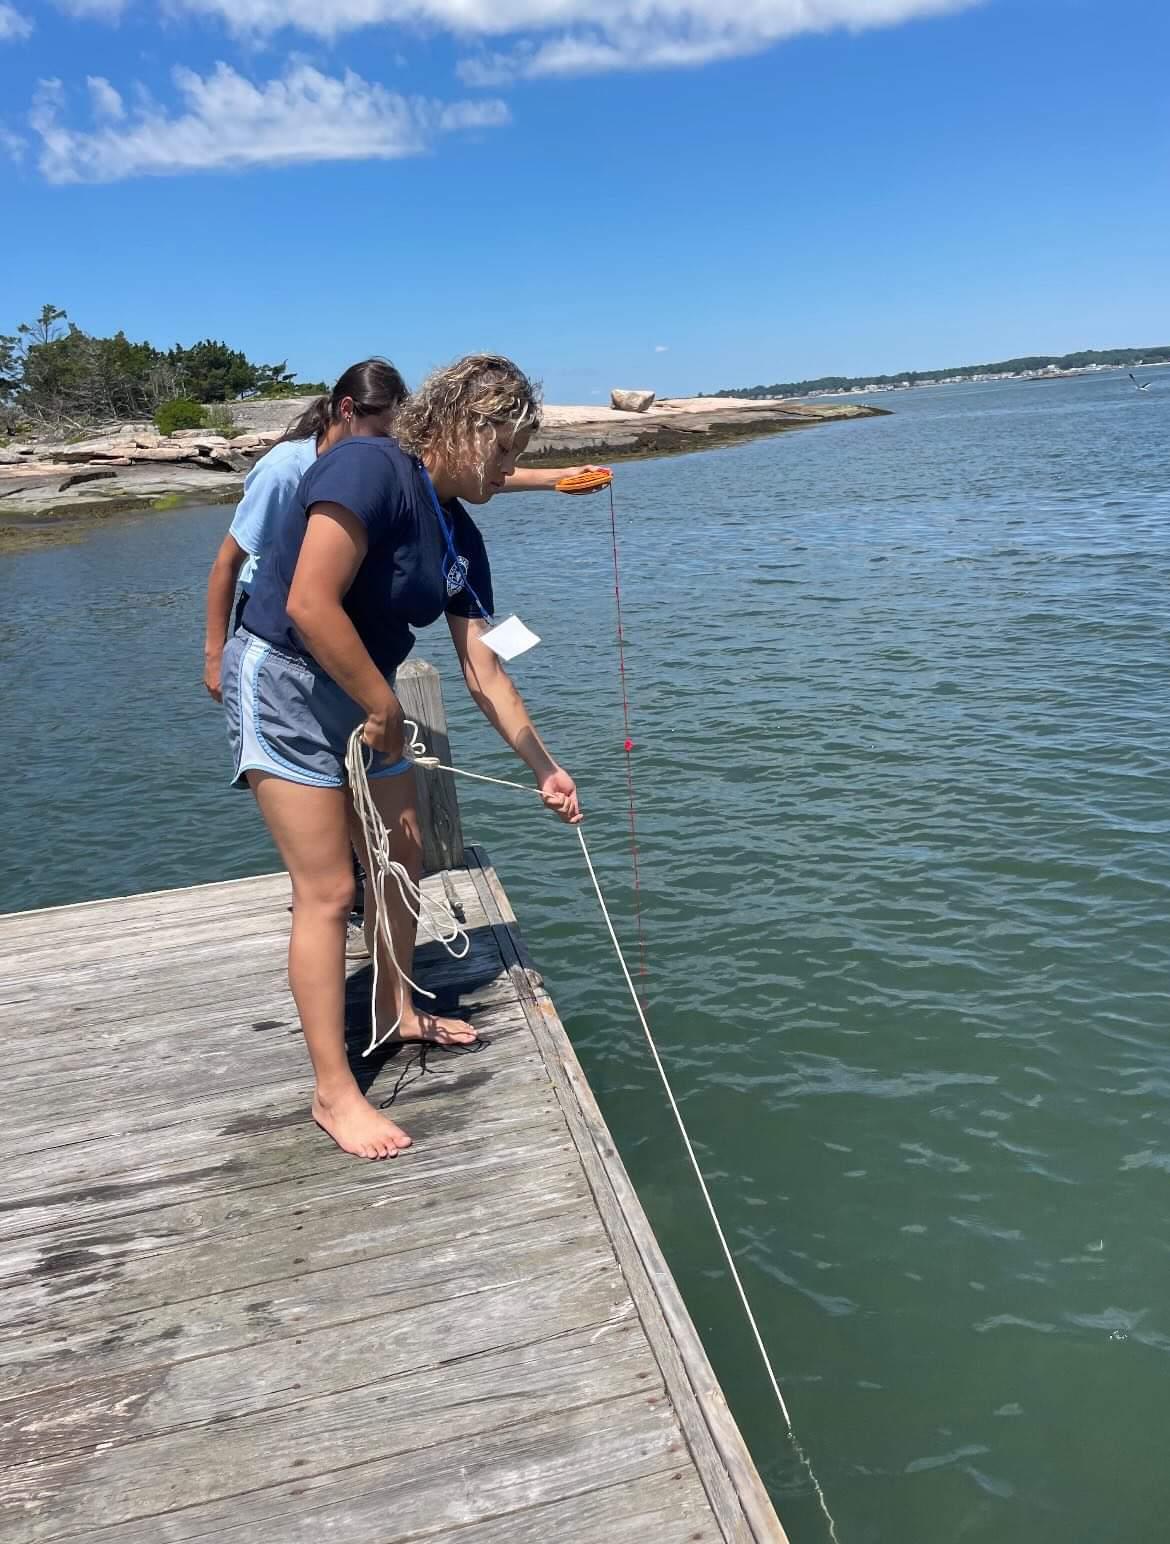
[345,725,470,1056]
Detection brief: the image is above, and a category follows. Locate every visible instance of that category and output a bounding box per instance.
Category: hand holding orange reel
[554,468,614,494]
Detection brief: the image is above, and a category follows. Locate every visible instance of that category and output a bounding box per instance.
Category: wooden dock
[0,667,787,1543]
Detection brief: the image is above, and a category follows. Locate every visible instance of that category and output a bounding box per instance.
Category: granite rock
[611,389,656,413]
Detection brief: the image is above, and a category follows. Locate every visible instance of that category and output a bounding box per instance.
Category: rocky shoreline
[0,394,885,553]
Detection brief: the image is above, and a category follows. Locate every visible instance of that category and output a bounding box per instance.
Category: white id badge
[479,614,540,661]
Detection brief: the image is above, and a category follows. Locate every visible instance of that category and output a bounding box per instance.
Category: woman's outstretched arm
[503,464,609,493]
[446,612,581,824]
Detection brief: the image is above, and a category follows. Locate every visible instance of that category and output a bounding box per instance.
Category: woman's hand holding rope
[538,768,582,825]
[362,697,406,761]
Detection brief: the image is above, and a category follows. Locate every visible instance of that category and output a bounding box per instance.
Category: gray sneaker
[345,918,370,959]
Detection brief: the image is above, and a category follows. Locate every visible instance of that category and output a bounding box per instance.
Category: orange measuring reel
[555,468,614,494]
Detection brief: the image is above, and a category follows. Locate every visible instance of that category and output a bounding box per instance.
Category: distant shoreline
[716,355,1168,402]
[0,395,886,555]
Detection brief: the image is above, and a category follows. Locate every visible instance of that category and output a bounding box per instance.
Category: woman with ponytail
[203,360,407,701]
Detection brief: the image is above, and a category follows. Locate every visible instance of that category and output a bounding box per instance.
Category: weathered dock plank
[1,648,787,1544]
[0,853,786,1542]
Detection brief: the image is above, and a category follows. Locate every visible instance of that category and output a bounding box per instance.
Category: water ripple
[3,373,1170,1542]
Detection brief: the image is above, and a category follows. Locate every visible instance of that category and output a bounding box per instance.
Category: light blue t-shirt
[229,436,318,587]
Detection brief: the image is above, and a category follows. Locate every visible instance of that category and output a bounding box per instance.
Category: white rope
[573,824,841,1542]
[355,716,845,1537]
[344,724,471,1056]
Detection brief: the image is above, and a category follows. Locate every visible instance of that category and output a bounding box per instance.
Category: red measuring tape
[607,478,650,992]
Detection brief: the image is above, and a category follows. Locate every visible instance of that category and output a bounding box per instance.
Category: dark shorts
[221,628,410,790]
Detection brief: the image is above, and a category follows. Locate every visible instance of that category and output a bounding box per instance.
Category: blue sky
[1,0,1166,399]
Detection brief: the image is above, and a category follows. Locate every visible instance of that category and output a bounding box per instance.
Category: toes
[433,1018,477,1045]
[313,1101,411,1160]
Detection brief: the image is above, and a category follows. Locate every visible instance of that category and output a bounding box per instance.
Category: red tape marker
[607,480,649,993]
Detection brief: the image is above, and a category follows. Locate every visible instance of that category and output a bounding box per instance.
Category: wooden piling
[396,656,465,873]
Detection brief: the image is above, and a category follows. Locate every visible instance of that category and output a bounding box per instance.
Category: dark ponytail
[280,394,331,443]
[278,357,409,443]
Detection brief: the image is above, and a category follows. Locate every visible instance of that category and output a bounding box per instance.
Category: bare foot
[312,1084,413,1160]
[380,1009,478,1047]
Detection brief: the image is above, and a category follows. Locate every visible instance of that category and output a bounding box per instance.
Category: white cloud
[655,344,669,353]
[161,0,978,76]
[54,0,129,16]
[1,125,27,161]
[461,1,978,79]
[457,31,749,85]
[29,62,510,183]
[87,76,125,119]
[0,2,33,40]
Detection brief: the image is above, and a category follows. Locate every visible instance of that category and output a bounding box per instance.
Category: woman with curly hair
[221,354,581,1160]
[203,357,602,702]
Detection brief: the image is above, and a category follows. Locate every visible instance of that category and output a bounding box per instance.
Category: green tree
[18,303,68,349]
[1,302,329,425]
[253,359,296,394]
[19,322,94,420]
[169,339,258,402]
[0,333,20,403]
[1,304,70,412]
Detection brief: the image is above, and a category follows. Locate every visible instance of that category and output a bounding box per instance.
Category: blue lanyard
[415,460,493,622]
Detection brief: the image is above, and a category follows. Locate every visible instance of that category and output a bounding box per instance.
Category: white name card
[479,614,541,662]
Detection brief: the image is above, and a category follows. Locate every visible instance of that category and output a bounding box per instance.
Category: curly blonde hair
[394,354,542,472]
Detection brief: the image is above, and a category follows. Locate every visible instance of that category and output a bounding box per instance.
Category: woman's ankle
[312,1073,362,1108]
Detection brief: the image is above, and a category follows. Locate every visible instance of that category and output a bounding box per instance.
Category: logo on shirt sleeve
[445,554,470,598]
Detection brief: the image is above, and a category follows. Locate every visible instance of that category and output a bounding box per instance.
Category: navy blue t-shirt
[241,437,493,677]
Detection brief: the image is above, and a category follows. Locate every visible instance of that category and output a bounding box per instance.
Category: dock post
[394,658,465,874]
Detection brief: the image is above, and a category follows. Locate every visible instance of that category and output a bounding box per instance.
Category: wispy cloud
[86,76,125,120]
[459,1,977,80]
[0,2,32,40]
[457,30,750,86]
[156,0,978,76]
[28,62,510,183]
[53,0,128,16]
[655,344,670,353]
[21,2,976,183]
[0,125,26,161]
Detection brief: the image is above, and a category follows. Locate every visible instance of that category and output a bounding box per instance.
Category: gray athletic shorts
[221,627,411,790]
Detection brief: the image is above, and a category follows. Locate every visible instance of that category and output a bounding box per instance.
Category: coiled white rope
[344,724,471,1056]
[347,719,841,1541]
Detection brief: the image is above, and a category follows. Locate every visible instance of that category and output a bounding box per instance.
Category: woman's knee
[291,870,357,921]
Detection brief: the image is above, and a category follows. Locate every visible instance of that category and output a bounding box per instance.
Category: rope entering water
[348,718,842,1540]
[573,824,840,1542]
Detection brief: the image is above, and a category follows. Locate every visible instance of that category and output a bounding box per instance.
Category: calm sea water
[3,371,1169,1541]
